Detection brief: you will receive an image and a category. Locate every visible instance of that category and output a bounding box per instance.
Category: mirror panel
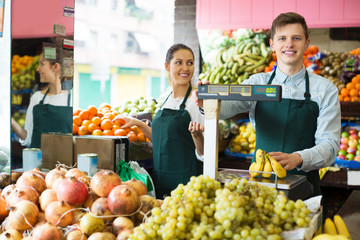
[11,0,74,171]
[0,0,11,174]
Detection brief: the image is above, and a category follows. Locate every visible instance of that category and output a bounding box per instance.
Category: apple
[349,128,358,135]
[347,147,357,154]
[346,153,355,160]
[340,137,349,145]
[348,139,358,148]
[357,144,360,150]
[338,149,347,156]
[338,154,346,160]
[349,134,359,141]
[356,150,360,156]
[354,155,360,162]
[341,131,350,138]
[340,143,348,151]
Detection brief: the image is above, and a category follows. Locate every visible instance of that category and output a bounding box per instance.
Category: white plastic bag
[129,161,156,198]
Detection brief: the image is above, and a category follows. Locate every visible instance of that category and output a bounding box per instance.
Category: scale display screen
[198,84,282,102]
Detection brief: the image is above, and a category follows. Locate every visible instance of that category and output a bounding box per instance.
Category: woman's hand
[188,121,204,138]
[191,80,210,109]
[112,115,141,129]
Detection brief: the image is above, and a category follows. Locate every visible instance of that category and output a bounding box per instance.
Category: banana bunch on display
[319,167,329,180]
[312,215,351,240]
[249,149,287,178]
[199,39,272,85]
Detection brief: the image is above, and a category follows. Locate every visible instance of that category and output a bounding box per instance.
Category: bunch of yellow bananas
[313,215,352,239]
[249,149,287,178]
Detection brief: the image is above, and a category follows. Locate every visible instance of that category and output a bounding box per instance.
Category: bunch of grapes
[129,176,311,240]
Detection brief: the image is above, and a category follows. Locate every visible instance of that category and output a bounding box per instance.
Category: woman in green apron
[113,44,204,198]
[196,12,341,197]
[11,45,72,149]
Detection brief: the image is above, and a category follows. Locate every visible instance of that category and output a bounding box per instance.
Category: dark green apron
[254,70,321,196]
[151,85,199,198]
[30,89,72,148]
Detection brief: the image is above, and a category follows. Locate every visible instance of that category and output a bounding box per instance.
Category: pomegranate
[52,175,66,190]
[90,197,114,224]
[32,222,63,240]
[107,185,139,215]
[8,200,39,231]
[122,178,147,196]
[88,232,115,240]
[90,170,122,197]
[84,191,99,209]
[45,200,74,227]
[116,229,133,240]
[7,185,39,207]
[135,195,160,222]
[45,166,66,188]
[72,209,86,224]
[26,168,46,179]
[39,189,58,211]
[37,212,46,224]
[0,229,22,240]
[0,196,9,221]
[1,184,16,200]
[65,168,90,186]
[111,217,134,236]
[16,172,46,194]
[55,176,88,206]
[66,229,88,240]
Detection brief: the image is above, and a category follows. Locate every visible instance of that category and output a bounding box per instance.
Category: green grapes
[128,175,312,240]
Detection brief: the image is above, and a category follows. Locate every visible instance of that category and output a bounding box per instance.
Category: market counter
[337,190,360,239]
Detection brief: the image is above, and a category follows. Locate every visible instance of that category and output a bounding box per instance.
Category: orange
[137,133,146,142]
[124,127,131,134]
[356,83,360,91]
[349,88,359,97]
[114,129,127,136]
[82,120,91,128]
[340,88,350,97]
[88,123,97,133]
[352,75,360,84]
[113,118,125,126]
[91,116,101,126]
[103,129,114,136]
[344,96,351,102]
[73,123,79,135]
[73,116,82,126]
[87,105,98,116]
[346,82,355,90]
[112,124,121,131]
[78,126,88,136]
[130,126,141,135]
[97,113,104,119]
[339,95,344,102]
[101,119,113,131]
[79,110,90,120]
[104,112,115,120]
[73,108,81,116]
[99,103,111,110]
[351,97,359,102]
[92,129,103,136]
[127,131,138,142]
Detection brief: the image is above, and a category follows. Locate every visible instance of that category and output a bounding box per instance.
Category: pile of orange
[73,103,148,142]
[339,74,360,102]
[11,55,37,74]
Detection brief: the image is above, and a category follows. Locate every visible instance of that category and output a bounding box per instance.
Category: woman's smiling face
[165,48,194,86]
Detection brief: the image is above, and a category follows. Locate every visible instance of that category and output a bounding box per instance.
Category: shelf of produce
[340,102,360,118]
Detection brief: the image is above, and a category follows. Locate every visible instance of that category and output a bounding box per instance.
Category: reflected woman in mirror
[11,42,73,148]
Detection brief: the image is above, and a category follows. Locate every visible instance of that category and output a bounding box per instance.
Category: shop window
[125,32,140,54]
[110,34,118,49]
[124,0,153,21]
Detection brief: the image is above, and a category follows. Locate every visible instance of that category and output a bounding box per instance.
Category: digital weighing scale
[198,84,311,200]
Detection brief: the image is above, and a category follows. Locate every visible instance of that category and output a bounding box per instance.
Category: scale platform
[198,84,282,102]
[217,168,306,190]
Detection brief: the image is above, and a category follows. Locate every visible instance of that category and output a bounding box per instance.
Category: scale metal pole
[203,99,221,179]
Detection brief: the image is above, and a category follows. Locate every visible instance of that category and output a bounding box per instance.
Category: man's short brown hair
[271,12,309,40]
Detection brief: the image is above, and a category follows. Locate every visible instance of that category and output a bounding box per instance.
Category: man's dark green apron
[30,89,72,148]
[151,85,199,198]
[254,70,321,196]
